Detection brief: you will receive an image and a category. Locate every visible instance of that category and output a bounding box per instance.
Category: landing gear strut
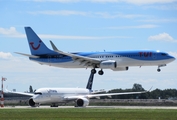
[157,64,166,72]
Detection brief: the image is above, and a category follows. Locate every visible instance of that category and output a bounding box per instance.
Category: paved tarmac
[2,106,177,109]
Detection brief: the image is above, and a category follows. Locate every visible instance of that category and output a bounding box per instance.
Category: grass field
[0,108,177,120]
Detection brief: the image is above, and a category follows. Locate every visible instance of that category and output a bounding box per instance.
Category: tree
[132,83,145,91]
[29,85,33,93]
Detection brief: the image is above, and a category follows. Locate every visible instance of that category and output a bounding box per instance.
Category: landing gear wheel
[98,70,104,75]
[91,69,96,74]
[50,104,58,107]
[157,68,161,72]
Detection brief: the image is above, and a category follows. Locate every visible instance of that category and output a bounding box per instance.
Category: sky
[0,0,177,92]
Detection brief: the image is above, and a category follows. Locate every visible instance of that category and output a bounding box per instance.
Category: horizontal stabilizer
[15,52,39,58]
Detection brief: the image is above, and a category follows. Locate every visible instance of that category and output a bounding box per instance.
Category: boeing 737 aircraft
[16,27,175,75]
[7,73,148,107]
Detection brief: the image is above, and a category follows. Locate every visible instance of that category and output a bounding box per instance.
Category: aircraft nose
[170,55,176,62]
[172,57,176,61]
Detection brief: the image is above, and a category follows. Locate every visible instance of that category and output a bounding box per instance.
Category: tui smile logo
[30,40,42,50]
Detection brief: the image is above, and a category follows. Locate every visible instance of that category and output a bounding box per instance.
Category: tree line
[105,83,177,99]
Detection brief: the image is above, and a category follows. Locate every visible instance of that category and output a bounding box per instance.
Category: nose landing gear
[157,64,166,72]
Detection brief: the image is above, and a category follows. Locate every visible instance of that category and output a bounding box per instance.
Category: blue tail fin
[25,27,56,55]
[86,72,95,90]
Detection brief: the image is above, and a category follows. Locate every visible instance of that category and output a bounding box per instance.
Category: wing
[6,90,34,97]
[86,91,147,98]
[63,90,147,101]
[50,41,101,67]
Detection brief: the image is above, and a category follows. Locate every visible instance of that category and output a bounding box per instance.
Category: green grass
[0,108,177,120]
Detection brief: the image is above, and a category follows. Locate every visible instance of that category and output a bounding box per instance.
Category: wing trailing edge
[50,41,101,66]
[63,90,148,101]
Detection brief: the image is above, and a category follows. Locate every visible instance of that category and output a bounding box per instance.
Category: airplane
[6,72,149,107]
[16,27,175,75]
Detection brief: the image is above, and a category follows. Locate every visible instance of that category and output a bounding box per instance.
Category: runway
[2,106,177,109]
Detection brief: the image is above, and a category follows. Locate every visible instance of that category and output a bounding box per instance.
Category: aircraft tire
[98,70,104,75]
[91,69,96,74]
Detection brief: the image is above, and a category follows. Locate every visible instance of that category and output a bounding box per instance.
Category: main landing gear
[50,103,58,107]
[91,69,104,75]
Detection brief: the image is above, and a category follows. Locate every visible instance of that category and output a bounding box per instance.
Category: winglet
[148,86,153,92]
[50,41,59,51]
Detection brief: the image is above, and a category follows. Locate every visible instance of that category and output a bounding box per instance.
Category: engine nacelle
[76,98,89,107]
[111,66,129,71]
[100,60,117,69]
[28,98,38,107]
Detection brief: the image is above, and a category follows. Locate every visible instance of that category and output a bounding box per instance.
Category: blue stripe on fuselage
[30,54,73,63]
[29,50,173,63]
[76,50,172,61]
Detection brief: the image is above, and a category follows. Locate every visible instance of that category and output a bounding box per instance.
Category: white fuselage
[33,88,90,104]
[30,51,175,69]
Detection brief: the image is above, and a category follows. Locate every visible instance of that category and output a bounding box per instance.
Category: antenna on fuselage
[86,72,95,90]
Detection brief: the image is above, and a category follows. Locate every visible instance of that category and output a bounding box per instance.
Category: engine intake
[76,98,89,107]
[28,98,37,107]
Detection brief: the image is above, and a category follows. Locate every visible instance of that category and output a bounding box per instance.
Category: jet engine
[75,98,89,107]
[100,60,129,71]
[100,60,117,69]
[28,98,38,107]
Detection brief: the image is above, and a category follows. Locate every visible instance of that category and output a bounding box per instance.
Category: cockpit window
[161,53,167,56]
[34,92,42,95]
